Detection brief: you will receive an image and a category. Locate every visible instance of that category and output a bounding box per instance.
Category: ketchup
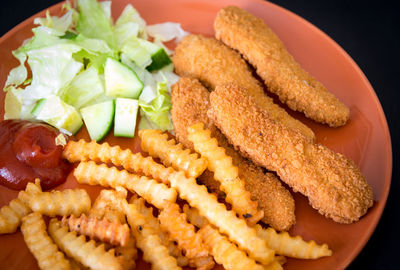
[0,120,71,190]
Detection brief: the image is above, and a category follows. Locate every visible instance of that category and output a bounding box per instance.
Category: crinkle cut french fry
[49,219,123,270]
[94,189,137,270]
[254,224,332,259]
[74,161,176,209]
[199,224,265,270]
[0,180,42,234]
[115,236,137,270]
[21,213,70,270]
[120,198,181,270]
[62,214,130,246]
[167,171,274,265]
[129,196,188,267]
[139,129,208,178]
[63,140,173,185]
[182,205,209,229]
[187,122,263,224]
[159,202,210,260]
[29,189,91,217]
[0,198,31,234]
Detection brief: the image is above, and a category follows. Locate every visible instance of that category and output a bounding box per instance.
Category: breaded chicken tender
[173,34,315,141]
[208,83,373,223]
[214,6,350,127]
[171,77,295,230]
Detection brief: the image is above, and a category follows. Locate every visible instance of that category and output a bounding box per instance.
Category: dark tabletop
[0,0,398,269]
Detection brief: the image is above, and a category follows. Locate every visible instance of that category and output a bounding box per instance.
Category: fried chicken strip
[171,77,295,230]
[172,34,315,141]
[208,83,373,223]
[214,6,350,127]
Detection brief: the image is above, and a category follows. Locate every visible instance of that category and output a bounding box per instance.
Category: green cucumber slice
[146,48,172,71]
[114,98,139,138]
[104,58,144,99]
[80,100,115,141]
[137,39,172,71]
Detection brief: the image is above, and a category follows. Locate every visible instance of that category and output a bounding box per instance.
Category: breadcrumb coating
[172,34,315,140]
[208,83,373,223]
[171,77,295,230]
[214,6,350,127]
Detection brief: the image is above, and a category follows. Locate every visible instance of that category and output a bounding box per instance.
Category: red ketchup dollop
[0,120,71,190]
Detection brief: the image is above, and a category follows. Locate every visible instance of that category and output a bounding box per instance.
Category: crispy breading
[208,83,373,223]
[172,34,315,140]
[171,77,295,230]
[214,6,350,127]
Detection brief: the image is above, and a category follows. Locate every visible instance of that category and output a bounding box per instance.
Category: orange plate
[0,0,392,269]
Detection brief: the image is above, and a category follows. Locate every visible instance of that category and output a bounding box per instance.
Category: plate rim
[0,0,393,269]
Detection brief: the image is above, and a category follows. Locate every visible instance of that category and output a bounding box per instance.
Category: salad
[3,0,188,140]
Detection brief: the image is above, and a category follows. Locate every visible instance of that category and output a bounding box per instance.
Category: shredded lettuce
[139,80,173,131]
[146,22,189,43]
[76,0,117,50]
[3,0,189,134]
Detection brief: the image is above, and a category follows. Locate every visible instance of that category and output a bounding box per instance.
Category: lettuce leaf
[139,80,172,131]
[76,0,117,50]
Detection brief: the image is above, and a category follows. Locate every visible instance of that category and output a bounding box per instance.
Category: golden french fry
[93,189,137,270]
[49,218,123,270]
[112,192,181,270]
[63,140,172,185]
[167,171,274,265]
[29,189,91,217]
[21,212,71,270]
[115,236,137,270]
[0,198,31,234]
[62,214,130,247]
[199,224,265,270]
[129,196,188,267]
[254,224,332,259]
[187,123,263,224]
[182,205,209,229]
[159,202,211,261]
[74,161,176,209]
[0,180,42,234]
[139,129,208,178]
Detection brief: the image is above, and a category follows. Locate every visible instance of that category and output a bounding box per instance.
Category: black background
[0,1,398,269]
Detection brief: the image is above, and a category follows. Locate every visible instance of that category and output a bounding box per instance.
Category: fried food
[158,202,213,268]
[214,6,350,127]
[112,190,181,270]
[208,83,373,223]
[90,189,127,224]
[167,171,274,265]
[139,129,208,178]
[172,34,315,140]
[171,77,295,230]
[21,212,71,270]
[63,139,173,185]
[29,189,91,217]
[130,196,188,267]
[254,224,332,259]
[199,224,277,270]
[187,122,263,224]
[62,214,130,247]
[48,219,123,270]
[0,180,41,234]
[74,161,176,209]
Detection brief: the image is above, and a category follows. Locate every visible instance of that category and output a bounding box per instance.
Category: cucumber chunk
[80,100,115,141]
[114,98,139,138]
[105,58,143,99]
[146,48,172,71]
